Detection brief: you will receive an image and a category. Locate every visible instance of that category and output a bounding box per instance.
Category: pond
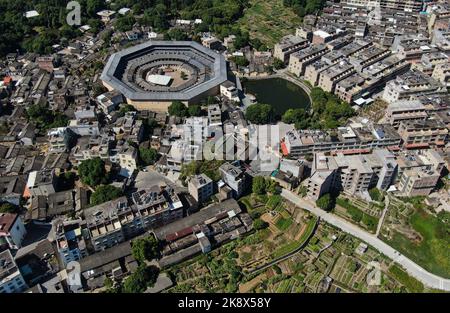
[243,78,311,117]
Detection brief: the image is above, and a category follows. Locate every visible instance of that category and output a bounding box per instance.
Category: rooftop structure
[101,41,227,111]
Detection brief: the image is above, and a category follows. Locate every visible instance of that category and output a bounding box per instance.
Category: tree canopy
[316,193,334,211]
[122,265,159,293]
[90,185,123,206]
[131,236,161,263]
[0,202,17,214]
[168,101,189,118]
[139,147,159,166]
[245,103,275,125]
[78,158,108,187]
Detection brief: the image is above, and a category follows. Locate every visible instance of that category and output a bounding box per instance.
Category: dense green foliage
[273,58,285,69]
[283,0,327,17]
[78,157,108,187]
[316,193,333,211]
[168,101,189,117]
[90,185,123,205]
[245,103,275,124]
[281,87,355,129]
[139,147,159,166]
[389,264,424,293]
[131,236,161,263]
[187,105,202,117]
[26,103,68,130]
[368,188,384,202]
[252,176,280,195]
[0,202,17,213]
[180,160,224,184]
[122,265,159,293]
[231,56,249,67]
[0,0,250,56]
[253,218,269,230]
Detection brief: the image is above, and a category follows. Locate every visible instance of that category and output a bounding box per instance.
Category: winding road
[281,189,450,291]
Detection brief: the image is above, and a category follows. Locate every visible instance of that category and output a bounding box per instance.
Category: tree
[316,193,333,211]
[245,103,274,124]
[131,236,161,263]
[78,158,108,187]
[168,101,189,117]
[139,147,159,166]
[273,58,285,70]
[90,185,123,206]
[253,218,269,230]
[0,202,17,213]
[231,56,249,67]
[252,176,267,195]
[122,265,159,293]
[188,105,202,117]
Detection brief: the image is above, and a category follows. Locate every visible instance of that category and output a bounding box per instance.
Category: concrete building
[188,174,214,204]
[288,44,328,77]
[207,104,222,126]
[220,81,239,102]
[307,153,338,201]
[385,99,428,128]
[219,162,248,198]
[131,186,184,230]
[397,119,448,148]
[0,213,27,250]
[26,169,56,197]
[283,122,401,158]
[398,168,441,197]
[382,70,445,103]
[274,35,309,63]
[0,249,28,293]
[84,197,141,252]
[318,60,356,92]
[304,51,344,85]
[53,219,88,266]
[391,34,434,63]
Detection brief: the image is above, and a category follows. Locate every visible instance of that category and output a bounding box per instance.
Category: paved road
[281,189,450,291]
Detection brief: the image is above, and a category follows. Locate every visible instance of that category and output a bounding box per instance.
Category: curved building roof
[100,41,228,102]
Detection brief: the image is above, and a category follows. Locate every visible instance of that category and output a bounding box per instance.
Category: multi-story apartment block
[318,60,356,92]
[84,197,142,252]
[110,142,137,178]
[416,52,449,76]
[219,162,248,198]
[207,104,222,126]
[0,249,28,293]
[392,34,435,63]
[72,133,112,164]
[395,149,444,180]
[283,122,401,158]
[0,213,27,250]
[342,0,423,12]
[385,100,428,128]
[188,174,214,204]
[288,44,328,76]
[383,70,446,103]
[307,149,398,200]
[307,153,339,201]
[53,219,88,266]
[132,186,184,230]
[304,51,344,85]
[397,119,448,148]
[312,28,347,45]
[432,29,450,53]
[274,35,309,63]
[398,168,441,197]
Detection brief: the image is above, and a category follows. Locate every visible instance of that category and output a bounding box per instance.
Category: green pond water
[243,78,311,116]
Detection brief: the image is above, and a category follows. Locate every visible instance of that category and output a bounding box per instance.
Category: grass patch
[385,209,450,278]
[275,216,293,231]
[272,217,317,258]
[266,194,282,210]
[238,0,302,48]
[389,264,424,293]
